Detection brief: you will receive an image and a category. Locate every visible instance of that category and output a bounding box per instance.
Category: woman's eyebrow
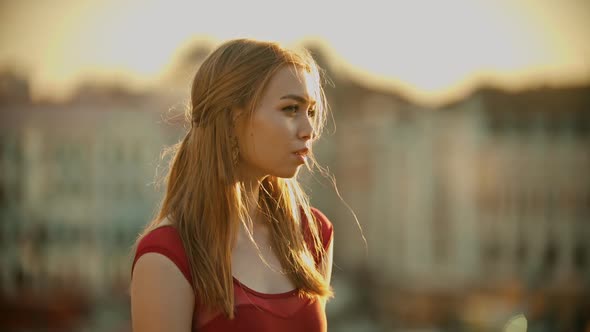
[280,94,316,106]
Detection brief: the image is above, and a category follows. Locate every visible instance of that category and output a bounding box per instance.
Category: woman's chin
[274,167,301,179]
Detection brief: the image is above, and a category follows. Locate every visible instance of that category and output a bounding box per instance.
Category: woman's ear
[231,106,246,124]
[231,106,248,135]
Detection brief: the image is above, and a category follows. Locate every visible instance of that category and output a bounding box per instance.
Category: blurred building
[0,82,182,329]
[0,70,30,105]
[312,78,590,330]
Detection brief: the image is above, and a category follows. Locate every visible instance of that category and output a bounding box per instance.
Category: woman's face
[236,65,317,180]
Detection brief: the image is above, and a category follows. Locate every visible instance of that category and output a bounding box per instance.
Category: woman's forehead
[262,66,317,103]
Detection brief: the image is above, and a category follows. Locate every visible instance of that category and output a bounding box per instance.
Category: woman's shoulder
[132,219,193,286]
[303,207,334,250]
[135,220,182,255]
[130,220,194,330]
[313,207,333,248]
[310,207,333,231]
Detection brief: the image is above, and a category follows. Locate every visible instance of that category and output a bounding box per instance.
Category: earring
[231,135,239,166]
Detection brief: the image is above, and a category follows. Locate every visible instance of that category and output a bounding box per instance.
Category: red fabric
[131,207,333,332]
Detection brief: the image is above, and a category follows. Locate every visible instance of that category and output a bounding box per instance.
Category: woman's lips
[293,148,309,163]
[294,148,309,156]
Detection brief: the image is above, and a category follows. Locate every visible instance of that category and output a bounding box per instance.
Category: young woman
[130,38,334,331]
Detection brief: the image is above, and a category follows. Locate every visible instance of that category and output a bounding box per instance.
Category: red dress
[131,208,334,332]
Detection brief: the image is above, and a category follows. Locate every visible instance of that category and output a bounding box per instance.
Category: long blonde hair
[136,38,332,318]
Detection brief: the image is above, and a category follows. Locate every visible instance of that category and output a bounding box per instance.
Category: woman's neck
[238,177,267,227]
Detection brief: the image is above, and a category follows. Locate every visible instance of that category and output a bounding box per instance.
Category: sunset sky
[1,0,589,105]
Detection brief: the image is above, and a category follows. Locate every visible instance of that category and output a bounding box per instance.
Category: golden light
[0,0,588,105]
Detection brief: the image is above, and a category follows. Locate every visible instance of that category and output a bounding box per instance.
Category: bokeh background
[1,1,589,331]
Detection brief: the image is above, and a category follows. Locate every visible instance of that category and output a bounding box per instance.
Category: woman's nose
[298,114,314,141]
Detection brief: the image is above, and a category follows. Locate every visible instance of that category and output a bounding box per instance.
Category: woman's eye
[282,105,299,114]
[282,104,316,118]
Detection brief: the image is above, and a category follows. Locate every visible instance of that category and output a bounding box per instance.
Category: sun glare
[0,0,587,104]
